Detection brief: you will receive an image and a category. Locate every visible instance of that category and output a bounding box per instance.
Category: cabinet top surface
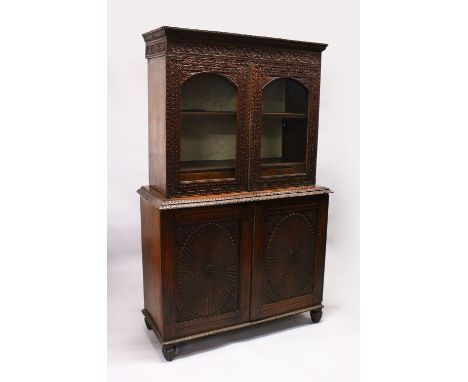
[138,185,332,210]
[142,26,328,53]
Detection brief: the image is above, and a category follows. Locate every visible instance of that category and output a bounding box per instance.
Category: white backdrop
[108,0,359,380]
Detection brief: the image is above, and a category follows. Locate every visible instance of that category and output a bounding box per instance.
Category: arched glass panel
[180,74,237,180]
[260,78,308,175]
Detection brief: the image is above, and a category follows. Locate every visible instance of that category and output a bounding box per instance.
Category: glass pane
[263,78,308,113]
[180,74,237,180]
[181,74,236,112]
[260,79,308,176]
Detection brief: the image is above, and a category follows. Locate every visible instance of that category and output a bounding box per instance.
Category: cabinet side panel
[316,194,329,302]
[140,197,164,336]
[148,56,167,195]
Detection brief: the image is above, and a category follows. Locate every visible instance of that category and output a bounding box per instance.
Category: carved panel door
[250,195,329,320]
[162,204,253,339]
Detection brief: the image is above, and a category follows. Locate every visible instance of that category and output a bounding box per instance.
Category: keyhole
[204,264,214,276]
[288,249,298,262]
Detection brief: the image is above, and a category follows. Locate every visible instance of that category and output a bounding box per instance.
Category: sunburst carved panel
[264,211,318,304]
[176,221,240,322]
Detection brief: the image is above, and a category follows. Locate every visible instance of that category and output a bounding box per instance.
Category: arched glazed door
[249,66,321,191]
[260,78,309,173]
[180,73,238,181]
[166,66,250,196]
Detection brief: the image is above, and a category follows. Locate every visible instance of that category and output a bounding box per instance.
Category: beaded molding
[137,186,333,210]
[142,304,323,345]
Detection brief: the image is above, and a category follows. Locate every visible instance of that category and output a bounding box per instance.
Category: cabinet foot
[144,316,152,330]
[162,344,176,361]
[310,309,322,323]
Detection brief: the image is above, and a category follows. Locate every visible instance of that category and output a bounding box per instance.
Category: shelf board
[181,111,237,117]
[181,159,236,172]
[260,158,305,168]
[262,112,307,119]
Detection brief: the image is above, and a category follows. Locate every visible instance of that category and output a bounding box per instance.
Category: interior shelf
[262,113,307,119]
[260,158,305,168]
[181,159,236,173]
[181,111,237,117]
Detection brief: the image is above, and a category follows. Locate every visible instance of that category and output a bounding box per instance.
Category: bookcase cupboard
[138,27,331,361]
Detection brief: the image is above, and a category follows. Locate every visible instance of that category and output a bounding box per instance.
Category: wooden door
[250,195,329,320]
[162,204,253,340]
[248,61,322,191]
[165,55,250,197]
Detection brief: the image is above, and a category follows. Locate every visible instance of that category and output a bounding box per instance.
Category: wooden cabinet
[139,187,330,360]
[138,27,331,361]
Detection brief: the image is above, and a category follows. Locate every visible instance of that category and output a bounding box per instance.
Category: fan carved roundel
[178,222,239,320]
[265,212,316,302]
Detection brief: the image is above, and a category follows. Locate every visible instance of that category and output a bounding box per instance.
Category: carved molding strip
[137,185,332,210]
[145,39,167,58]
[142,26,327,53]
[142,304,324,345]
[142,28,166,43]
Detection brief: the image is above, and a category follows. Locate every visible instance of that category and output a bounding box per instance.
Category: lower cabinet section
[139,191,329,360]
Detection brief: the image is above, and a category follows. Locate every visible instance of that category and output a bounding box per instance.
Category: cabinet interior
[260,78,308,176]
[180,73,237,181]
[179,74,309,183]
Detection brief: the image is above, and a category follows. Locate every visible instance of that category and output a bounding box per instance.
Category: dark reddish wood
[259,165,305,177]
[143,26,326,197]
[179,173,235,183]
[249,67,321,191]
[159,204,253,340]
[140,197,164,336]
[138,27,331,360]
[310,309,323,323]
[143,26,328,55]
[139,189,330,342]
[162,344,176,361]
[138,184,331,209]
[180,159,236,172]
[250,194,329,320]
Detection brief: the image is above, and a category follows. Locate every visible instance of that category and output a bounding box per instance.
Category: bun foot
[310,309,322,323]
[162,344,176,361]
[144,316,152,330]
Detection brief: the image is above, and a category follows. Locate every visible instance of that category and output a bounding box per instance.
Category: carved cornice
[145,38,167,58]
[142,26,327,54]
[137,185,332,210]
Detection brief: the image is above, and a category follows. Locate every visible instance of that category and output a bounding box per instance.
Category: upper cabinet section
[143,26,327,197]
